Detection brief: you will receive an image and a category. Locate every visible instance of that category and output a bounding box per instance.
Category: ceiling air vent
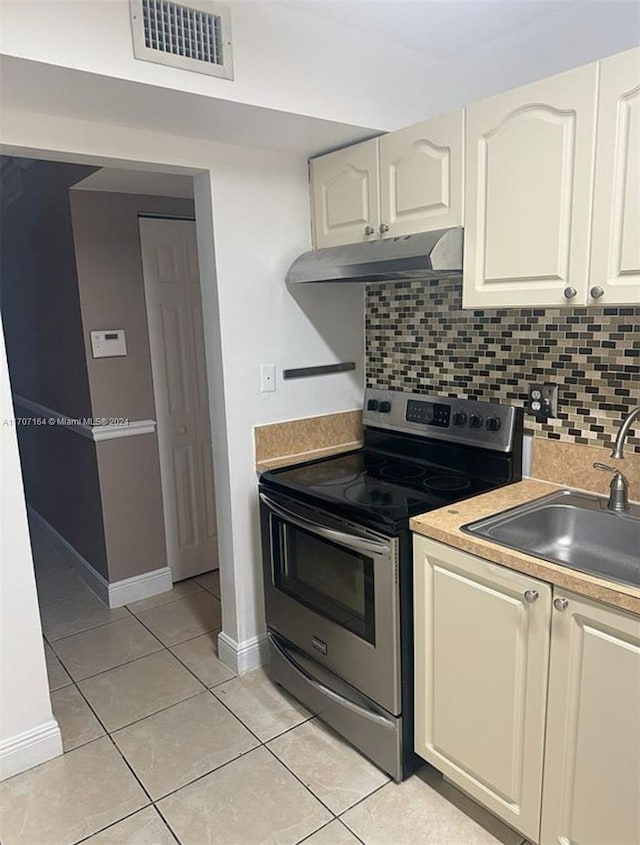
[130,0,233,79]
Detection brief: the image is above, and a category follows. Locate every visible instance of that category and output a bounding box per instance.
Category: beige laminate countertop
[410,478,640,615]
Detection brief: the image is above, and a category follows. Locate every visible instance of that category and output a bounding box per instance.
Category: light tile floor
[0,522,532,845]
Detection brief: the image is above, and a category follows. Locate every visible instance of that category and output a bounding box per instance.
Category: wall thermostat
[90,329,127,358]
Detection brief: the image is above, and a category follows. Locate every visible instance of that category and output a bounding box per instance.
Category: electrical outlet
[261,364,276,393]
[528,383,559,420]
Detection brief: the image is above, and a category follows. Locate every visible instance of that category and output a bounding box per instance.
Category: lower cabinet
[413,535,640,845]
[413,535,551,841]
[541,590,640,845]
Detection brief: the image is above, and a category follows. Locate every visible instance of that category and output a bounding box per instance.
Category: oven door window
[273,521,375,645]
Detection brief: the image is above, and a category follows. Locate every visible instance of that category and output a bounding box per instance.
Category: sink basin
[462,490,640,589]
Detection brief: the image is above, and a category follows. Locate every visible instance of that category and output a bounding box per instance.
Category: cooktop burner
[423,475,472,492]
[378,462,427,482]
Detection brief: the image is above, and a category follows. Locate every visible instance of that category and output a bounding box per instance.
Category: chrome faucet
[592,405,640,512]
[610,405,640,459]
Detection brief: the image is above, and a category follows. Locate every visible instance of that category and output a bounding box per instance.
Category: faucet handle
[593,462,621,476]
[593,463,629,512]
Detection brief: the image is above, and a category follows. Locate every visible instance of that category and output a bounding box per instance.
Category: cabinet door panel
[464,63,597,308]
[541,591,640,845]
[310,139,379,248]
[380,110,463,237]
[414,536,551,842]
[590,47,640,304]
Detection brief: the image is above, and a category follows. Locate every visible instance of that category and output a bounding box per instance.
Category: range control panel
[405,400,450,427]
[363,389,521,453]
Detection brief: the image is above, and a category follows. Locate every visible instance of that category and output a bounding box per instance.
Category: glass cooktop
[261,449,502,533]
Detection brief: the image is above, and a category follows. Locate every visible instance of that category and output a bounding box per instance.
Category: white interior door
[139,217,218,581]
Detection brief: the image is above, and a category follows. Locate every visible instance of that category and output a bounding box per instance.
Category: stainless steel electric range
[259,388,523,781]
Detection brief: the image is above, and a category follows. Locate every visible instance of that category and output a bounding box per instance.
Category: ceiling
[72,167,194,198]
[280,1,637,61]
[1,1,638,158]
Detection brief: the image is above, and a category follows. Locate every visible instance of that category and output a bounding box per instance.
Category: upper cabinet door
[379,110,464,238]
[589,47,640,305]
[310,139,380,249]
[463,63,598,308]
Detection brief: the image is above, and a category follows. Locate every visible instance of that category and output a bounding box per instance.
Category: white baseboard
[28,508,173,608]
[0,719,62,781]
[218,631,268,675]
[107,567,173,607]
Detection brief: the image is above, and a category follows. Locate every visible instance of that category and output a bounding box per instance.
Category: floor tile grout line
[126,583,211,615]
[101,684,206,736]
[259,711,316,743]
[153,796,186,844]
[206,676,317,745]
[44,612,133,644]
[164,623,224,651]
[47,611,166,648]
[70,801,154,845]
[40,572,218,644]
[65,667,157,808]
[63,643,183,691]
[144,744,263,805]
[63,642,204,738]
[194,580,221,600]
[336,778,391,823]
[261,742,340,821]
[203,687,265,746]
[294,817,367,845]
[124,593,222,651]
[52,641,166,685]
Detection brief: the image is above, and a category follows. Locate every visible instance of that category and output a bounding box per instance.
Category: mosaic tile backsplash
[366,277,640,454]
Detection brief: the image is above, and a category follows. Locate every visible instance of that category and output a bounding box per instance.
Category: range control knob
[469,414,484,429]
[378,401,392,413]
[366,399,379,411]
[486,417,501,432]
[452,411,467,426]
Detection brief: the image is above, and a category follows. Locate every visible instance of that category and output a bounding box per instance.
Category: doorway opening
[1,155,229,755]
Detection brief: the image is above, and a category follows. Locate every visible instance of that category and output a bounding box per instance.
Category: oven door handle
[269,633,396,730]
[259,493,391,556]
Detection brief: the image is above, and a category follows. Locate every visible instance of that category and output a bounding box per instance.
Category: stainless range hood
[286,227,463,285]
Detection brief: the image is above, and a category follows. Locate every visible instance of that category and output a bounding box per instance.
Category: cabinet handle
[590,286,604,299]
[379,223,390,234]
[553,597,569,611]
[364,225,375,236]
[563,287,577,299]
[524,589,539,603]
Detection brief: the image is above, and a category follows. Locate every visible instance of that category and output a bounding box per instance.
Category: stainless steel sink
[462,490,640,588]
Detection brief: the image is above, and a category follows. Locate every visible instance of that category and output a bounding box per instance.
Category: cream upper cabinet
[541,590,640,845]
[310,138,380,249]
[463,63,598,308]
[310,110,464,248]
[379,110,464,238]
[589,47,640,305]
[413,536,552,842]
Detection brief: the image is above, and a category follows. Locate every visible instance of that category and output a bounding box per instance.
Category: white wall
[0,106,364,662]
[0,0,437,131]
[0,327,62,779]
